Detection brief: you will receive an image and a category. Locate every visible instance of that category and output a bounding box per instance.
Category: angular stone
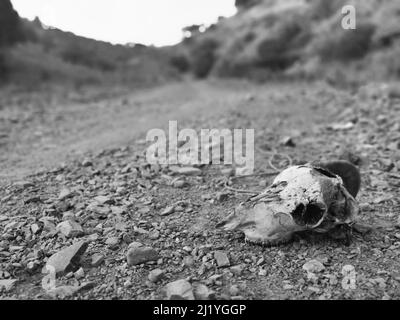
[74,267,85,279]
[81,159,93,167]
[229,285,240,296]
[0,279,17,292]
[194,284,215,300]
[91,254,105,267]
[172,180,187,188]
[105,237,120,250]
[46,285,80,299]
[303,259,325,274]
[230,265,244,275]
[280,136,296,147]
[330,122,355,131]
[235,166,253,176]
[44,241,88,277]
[183,256,195,267]
[30,223,41,235]
[149,230,160,240]
[161,206,175,216]
[105,237,119,246]
[164,279,194,300]
[62,212,75,220]
[216,192,230,202]
[13,181,33,188]
[90,205,111,217]
[40,217,57,235]
[58,188,74,201]
[126,243,159,266]
[214,251,230,267]
[94,196,113,205]
[148,269,165,283]
[56,220,84,238]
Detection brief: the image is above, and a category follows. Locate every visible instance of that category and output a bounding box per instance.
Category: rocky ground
[1,80,400,300]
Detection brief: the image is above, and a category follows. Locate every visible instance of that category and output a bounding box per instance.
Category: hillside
[0,0,180,88]
[177,0,400,84]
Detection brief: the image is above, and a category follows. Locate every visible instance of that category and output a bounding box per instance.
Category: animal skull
[218,164,359,245]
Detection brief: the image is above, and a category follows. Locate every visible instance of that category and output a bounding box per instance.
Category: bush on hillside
[213,58,251,78]
[169,54,190,73]
[61,43,116,71]
[190,38,219,78]
[257,17,311,70]
[5,43,103,86]
[312,22,376,62]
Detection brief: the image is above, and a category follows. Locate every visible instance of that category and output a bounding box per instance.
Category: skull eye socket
[292,203,325,226]
[315,167,337,179]
[303,203,325,225]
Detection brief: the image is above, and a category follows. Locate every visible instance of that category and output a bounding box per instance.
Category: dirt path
[1,80,332,182]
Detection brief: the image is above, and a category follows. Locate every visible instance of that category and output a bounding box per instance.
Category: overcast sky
[11,0,237,47]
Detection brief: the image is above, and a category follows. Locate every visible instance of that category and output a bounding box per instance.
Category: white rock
[127,243,159,266]
[194,284,215,300]
[214,251,230,267]
[58,188,73,201]
[56,220,84,238]
[44,241,88,276]
[235,166,253,176]
[164,279,194,300]
[303,259,325,273]
[74,267,85,279]
[148,269,165,283]
[31,223,41,234]
[91,254,105,267]
[230,265,244,275]
[161,206,175,216]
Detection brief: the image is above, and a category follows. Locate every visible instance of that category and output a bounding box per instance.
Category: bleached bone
[218,164,359,245]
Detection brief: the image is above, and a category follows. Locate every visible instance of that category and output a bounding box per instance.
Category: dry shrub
[211,30,257,78]
[61,43,116,71]
[169,54,190,73]
[5,43,102,86]
[312,22,376,62]
[257,15,311,70]
[365,41,400,80]
[190,38,219,78]
[213,58,251,78]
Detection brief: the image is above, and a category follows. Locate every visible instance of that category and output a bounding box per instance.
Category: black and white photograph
[1,0,400,306]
